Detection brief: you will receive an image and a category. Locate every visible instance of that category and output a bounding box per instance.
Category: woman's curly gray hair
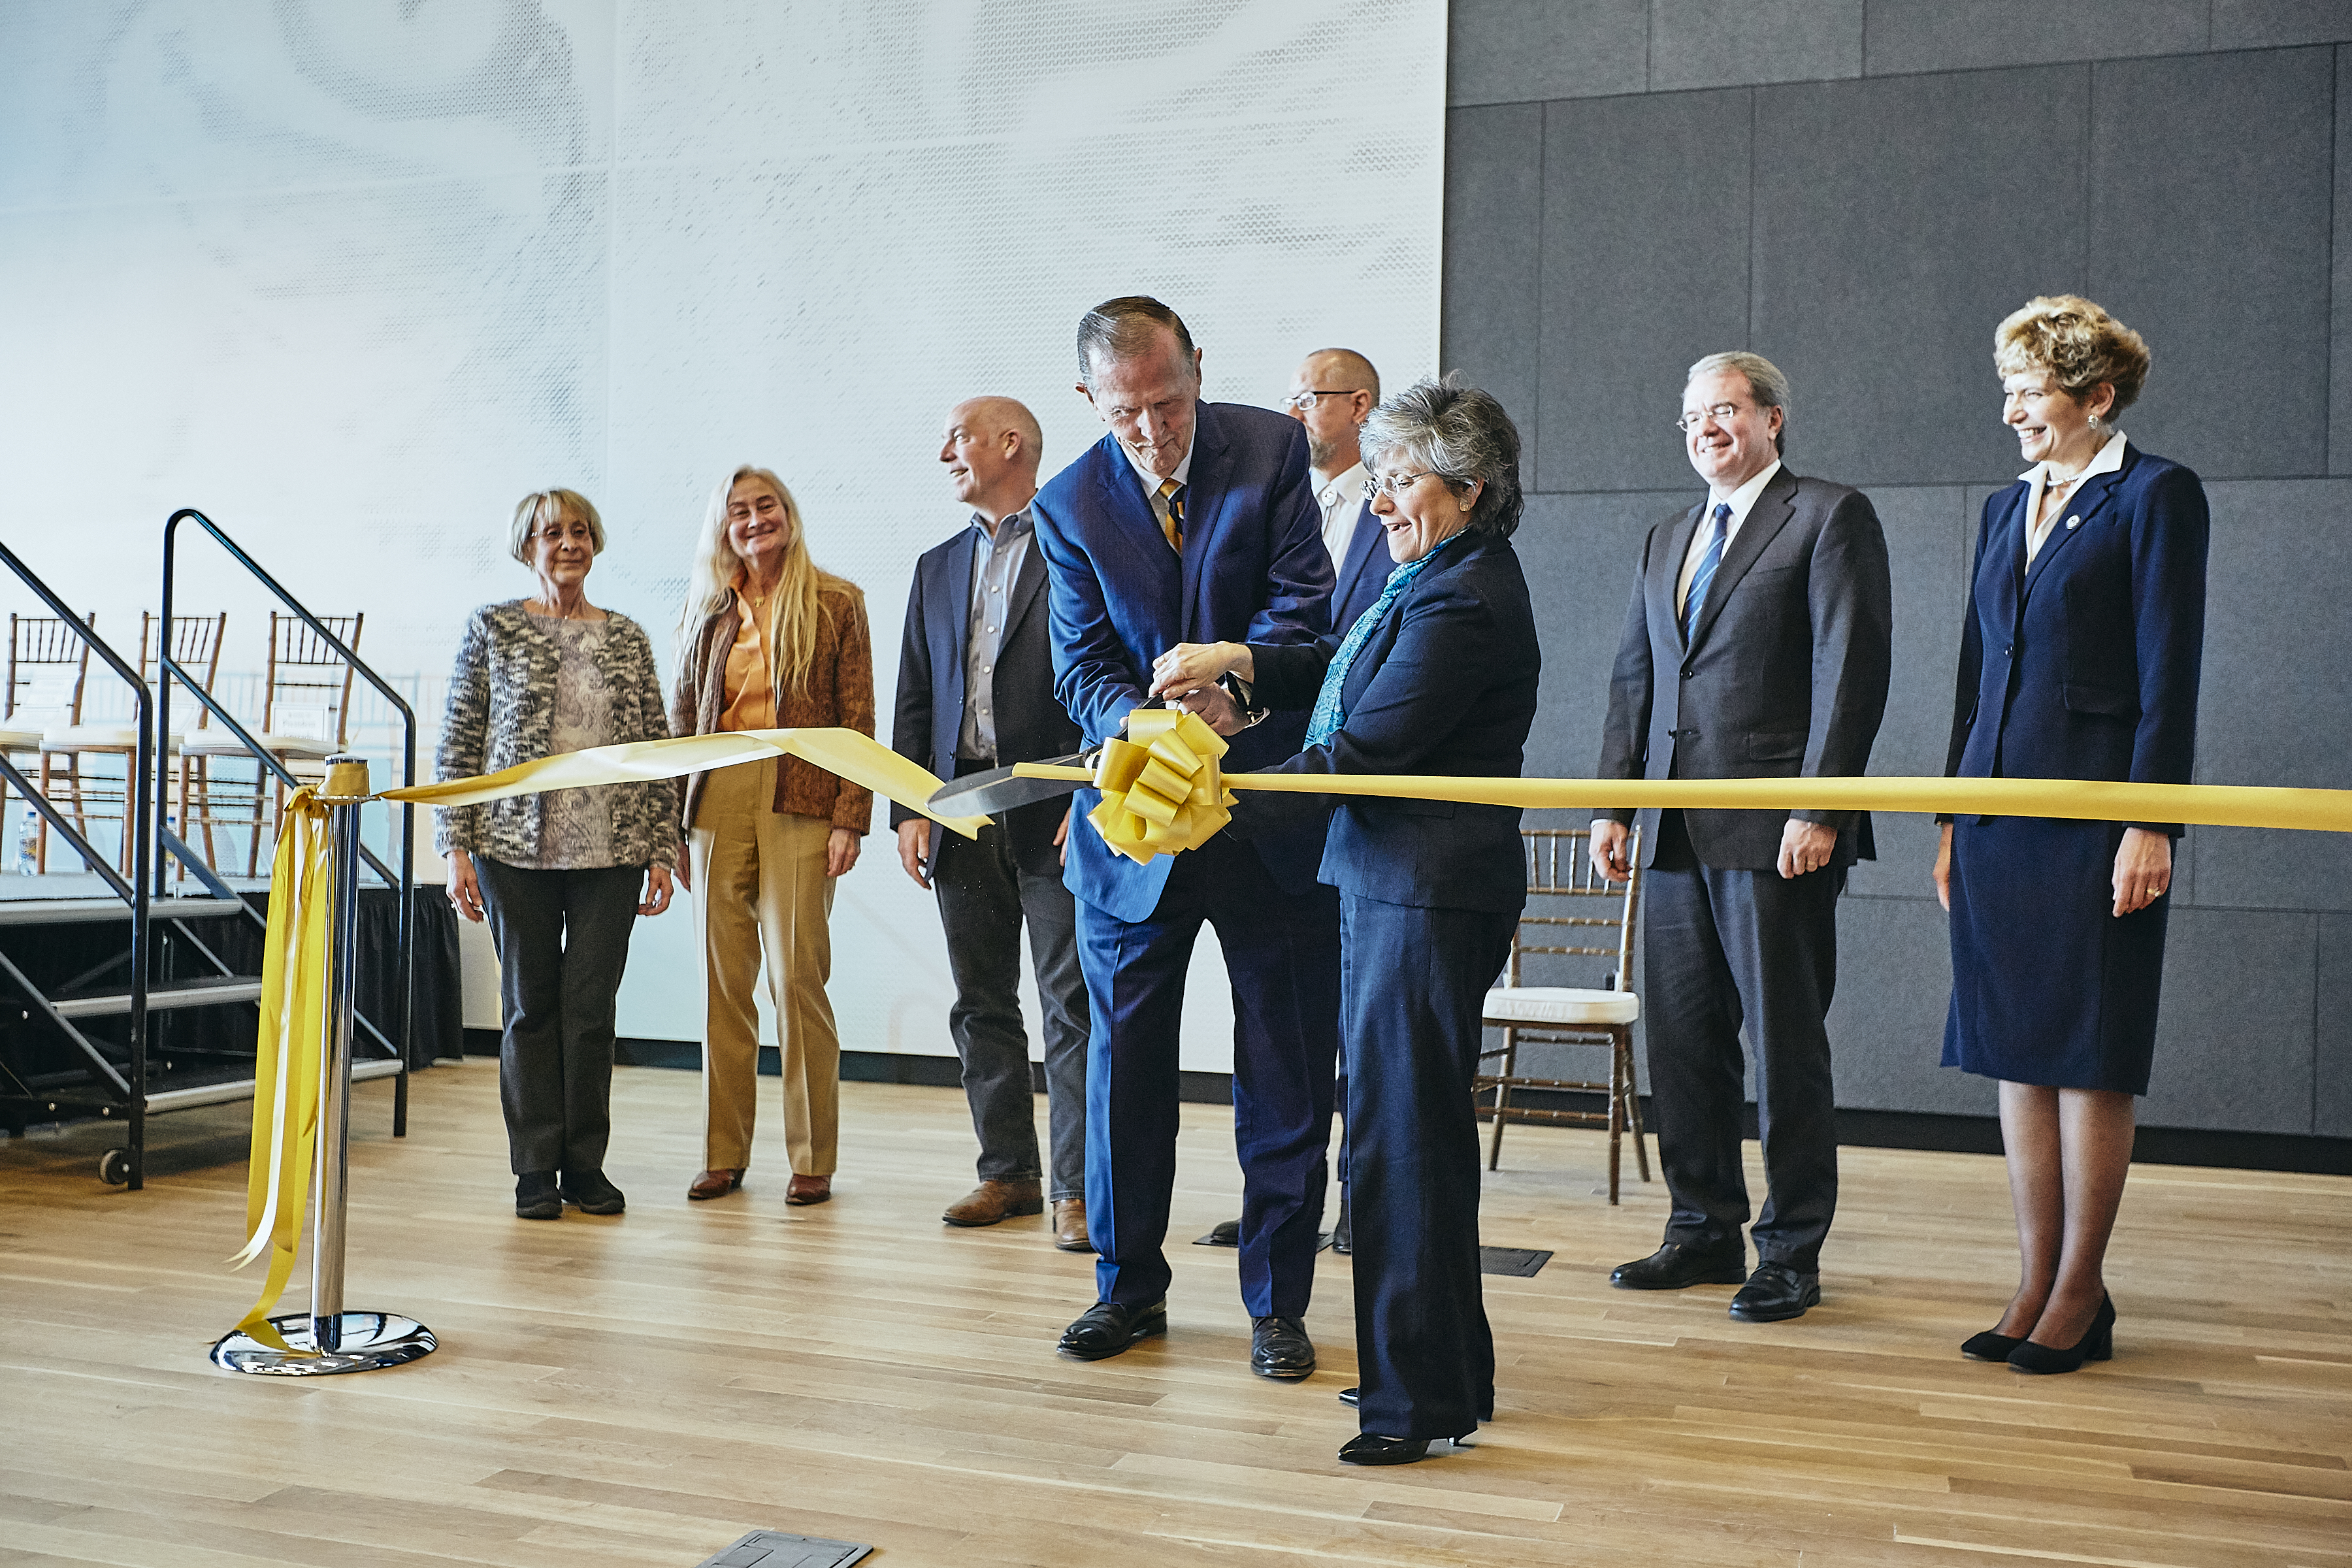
[1360,374,1524,539]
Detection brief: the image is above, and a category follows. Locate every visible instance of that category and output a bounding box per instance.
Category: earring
[2088,413,2099,428]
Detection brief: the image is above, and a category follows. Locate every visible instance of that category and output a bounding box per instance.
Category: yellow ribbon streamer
[384,727,988,840]
[226,787,333,1352]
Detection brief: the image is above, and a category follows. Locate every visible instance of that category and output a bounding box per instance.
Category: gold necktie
[1157,479,1185,553]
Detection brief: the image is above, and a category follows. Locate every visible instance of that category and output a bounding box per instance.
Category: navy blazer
[1250,534,1540,915]
[1032,400,1334,921]
[889,521,1079,874]
[1330,500,1390,637]
[1945,442,2208,832]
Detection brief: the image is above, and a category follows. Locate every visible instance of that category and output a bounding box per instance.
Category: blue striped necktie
[1682,501,1731,641]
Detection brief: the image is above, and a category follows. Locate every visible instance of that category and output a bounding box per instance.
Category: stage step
[0,896,248,926]
[143,1057,402,1114]
[51,975,264,1019]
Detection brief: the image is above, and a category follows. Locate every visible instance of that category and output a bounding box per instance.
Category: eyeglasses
[1673,401,1752,433]
[1362,470,1443,499]
[1281,389,1361,413]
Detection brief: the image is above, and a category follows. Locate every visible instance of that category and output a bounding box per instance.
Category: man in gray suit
[1590,351,1891,1323]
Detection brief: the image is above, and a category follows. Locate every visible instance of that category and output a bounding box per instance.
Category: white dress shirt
[1119,431,1195,547]
[1676,458,1783,617]
[2021,429,2128,566]
[1314,462,1367,568]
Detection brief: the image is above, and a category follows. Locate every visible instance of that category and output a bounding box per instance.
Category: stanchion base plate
[210,1311,436,1375]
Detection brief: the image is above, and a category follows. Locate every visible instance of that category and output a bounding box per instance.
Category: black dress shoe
[1331,1194,1352,1255]
[515,1171,561,1220]
[1058,1299,1168,1361]
[1610,1239,1748,1290]
[2008,1293,2114,1375]
[1728,1262,1821,1322]
[1960,1329,2024,1362]
[1250,1315,1315,1380]
[1339,1433,1469,1465]
[560,1169,625,1215]
[1338,1386,1359,1407]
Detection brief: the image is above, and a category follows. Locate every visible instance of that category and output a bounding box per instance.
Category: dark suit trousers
[472,858,644,1176]
[1343,893,1510,1441]
[1641,812,1841,1273]
[932,817,1090,1199]
[1077,831,1340,1317]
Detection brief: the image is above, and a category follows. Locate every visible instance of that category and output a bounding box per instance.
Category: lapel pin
[2065,515,2081,530]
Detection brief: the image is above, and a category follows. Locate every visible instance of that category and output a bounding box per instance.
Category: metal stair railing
[0,538,153,1184]
[159,510,414,1139]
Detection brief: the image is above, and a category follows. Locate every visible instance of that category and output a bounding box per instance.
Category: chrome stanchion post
[211,757,435,1377]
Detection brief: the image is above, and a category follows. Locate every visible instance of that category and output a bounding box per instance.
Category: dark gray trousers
[1641,812,1842,1273]
[932,823,1090,1199]
[473,858,644,1177]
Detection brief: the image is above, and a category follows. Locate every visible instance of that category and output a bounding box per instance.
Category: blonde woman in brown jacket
[672,465,874,1206]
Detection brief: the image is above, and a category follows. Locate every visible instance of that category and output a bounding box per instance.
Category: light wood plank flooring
[2,1064,2346,1567]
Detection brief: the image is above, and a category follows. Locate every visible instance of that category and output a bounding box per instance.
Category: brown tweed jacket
[671,580,875,835]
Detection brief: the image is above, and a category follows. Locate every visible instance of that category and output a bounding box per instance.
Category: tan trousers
[692,759,840,1174]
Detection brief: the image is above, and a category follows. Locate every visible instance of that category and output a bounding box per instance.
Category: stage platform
[2,1066,2345,1565]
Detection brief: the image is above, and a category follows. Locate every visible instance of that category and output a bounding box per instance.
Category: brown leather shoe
[785,1173,832,1205]
[687,1168,743,1201]
[943,1178,1043,1227]
[1052,1198,1094,1252]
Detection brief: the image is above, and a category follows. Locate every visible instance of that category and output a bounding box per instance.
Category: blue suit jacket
[1032,400,1335,920]
[1329,499,1390,638]
[1945,443,2209,833]
[889,521,1079,874]
[1250,534,1541,915]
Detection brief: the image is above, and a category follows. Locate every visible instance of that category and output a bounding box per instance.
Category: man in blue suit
[1033,296,1341,1379]
[1282,347,1391,638]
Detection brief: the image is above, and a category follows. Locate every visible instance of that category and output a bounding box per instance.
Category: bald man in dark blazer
[1592,351,1891,1325]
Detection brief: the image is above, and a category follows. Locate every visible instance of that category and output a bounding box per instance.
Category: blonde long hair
[679,465,851,697]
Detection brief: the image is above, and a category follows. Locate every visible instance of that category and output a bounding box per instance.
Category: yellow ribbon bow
[1085,709,1237,864]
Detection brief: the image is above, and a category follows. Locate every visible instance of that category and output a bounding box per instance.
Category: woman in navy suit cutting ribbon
[1934,296,2210,1375]
[1153,376,1539,1463]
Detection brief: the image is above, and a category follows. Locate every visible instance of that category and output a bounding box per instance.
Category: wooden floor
[2,1065,2347,1567]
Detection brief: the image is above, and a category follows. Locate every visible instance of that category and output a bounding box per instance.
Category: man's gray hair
[1687,350,1791,454]
[1077,295,1197,387]
[1361,374,1524,540]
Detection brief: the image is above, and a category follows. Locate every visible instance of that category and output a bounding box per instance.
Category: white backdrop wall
[0,0,1446,1070]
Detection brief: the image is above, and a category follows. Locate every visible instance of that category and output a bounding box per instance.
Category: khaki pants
[692,759,840,1174]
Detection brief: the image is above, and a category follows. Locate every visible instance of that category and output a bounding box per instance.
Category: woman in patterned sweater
[437,488,680,1220]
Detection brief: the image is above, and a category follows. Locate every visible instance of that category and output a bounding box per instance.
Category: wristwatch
[1218,672,1269,730]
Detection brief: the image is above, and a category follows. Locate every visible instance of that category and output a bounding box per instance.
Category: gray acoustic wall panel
[1447,7,2349,1145]
[1537,89,1754,494]
[1649,0,1865,91]
[2212,1,2352,48]
[1442,104,1546,462]
[2143,909,2317,1134]
[2319,913,2352,1136]
[1751,65,2087,490]
[1446,0,1648,106]
[2088,48,2335,480]
[1859,1,2211,75]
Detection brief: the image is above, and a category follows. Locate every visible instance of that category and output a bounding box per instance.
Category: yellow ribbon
[384,727,988,839]
[1083,709,1237,864]
[225,787,333,1351]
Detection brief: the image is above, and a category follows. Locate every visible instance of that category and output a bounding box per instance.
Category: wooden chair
[5,613,95,874]
[39,612,224,876]
[180,612,362,875]
[1473,825,1651,1203]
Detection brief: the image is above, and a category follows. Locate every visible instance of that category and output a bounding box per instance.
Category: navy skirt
[1943,815,2170,1094]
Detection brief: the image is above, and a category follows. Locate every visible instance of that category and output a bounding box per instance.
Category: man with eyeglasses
[1282,350,1392,638]
[1031,295,1341,1382]
[1591,350,1891,1326]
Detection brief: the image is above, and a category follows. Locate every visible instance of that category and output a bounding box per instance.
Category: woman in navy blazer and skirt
[1934,296,2209,1375]
[1152,376,1539,1463]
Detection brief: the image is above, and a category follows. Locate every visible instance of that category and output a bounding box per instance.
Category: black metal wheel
[98,1148,132,1186]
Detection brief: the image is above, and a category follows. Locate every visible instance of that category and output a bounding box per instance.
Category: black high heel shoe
[2008,1293,2115,1375]
[1960,1329,2023,1362]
